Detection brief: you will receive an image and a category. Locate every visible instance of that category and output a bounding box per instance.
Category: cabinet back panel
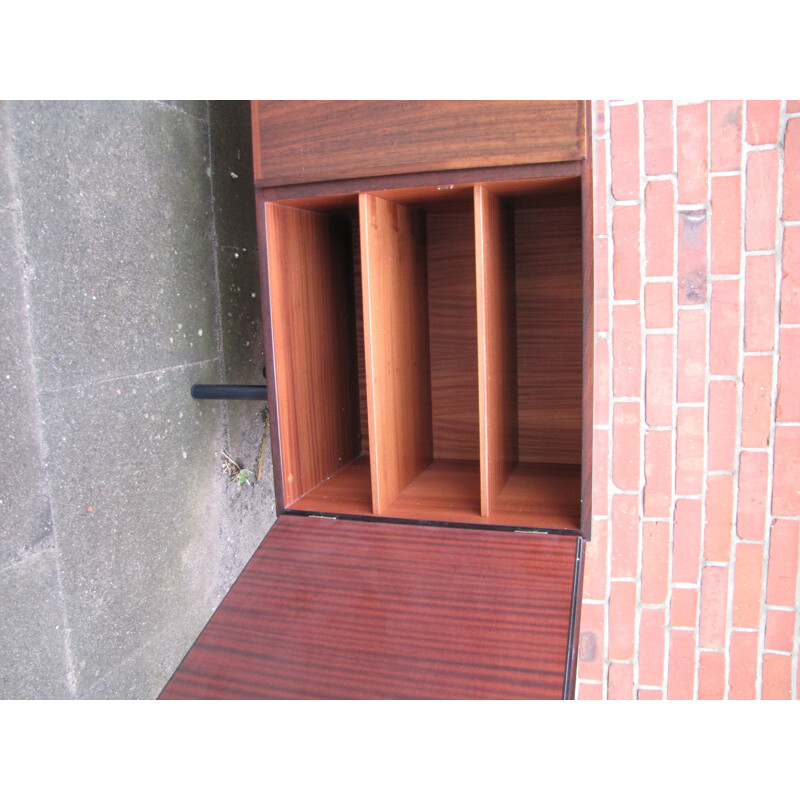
[360,194,434,513]
[515,198,584,464]
[265,203,362,505]
[426,210,480,461]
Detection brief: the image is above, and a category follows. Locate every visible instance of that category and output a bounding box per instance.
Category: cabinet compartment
[264,175,584,530]
[264,197,371,513]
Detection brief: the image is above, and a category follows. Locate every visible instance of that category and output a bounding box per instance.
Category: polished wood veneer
[252,101,586,188]
[159,515,581,699]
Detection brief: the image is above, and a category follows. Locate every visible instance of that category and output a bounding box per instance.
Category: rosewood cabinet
[160,101,593,700]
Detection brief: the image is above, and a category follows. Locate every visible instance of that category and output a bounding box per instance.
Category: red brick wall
[579,100,800,700]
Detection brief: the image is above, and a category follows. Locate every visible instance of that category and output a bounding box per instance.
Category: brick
[667,628,696,699]
[593,136,608,236]
[644,281,674,329]
[673,499,702,584]
[772,426,800,516]
[643,429,672,519]
[677,104,708,204]
[577,681,603,700]
[746,100,781,145]
[611,493,639,578]
[710,175,742,275]
[594,236,610,333]
[641,520,670,604]
[593,427,609,519]
[765,609,795,653]
[608,581,636,661]
[678,210,708,304]
[782,226,800,324]
[612,402,641,492]
[645,334,674,428]
[608,661,634,699]
[745,149,779,251]
[594,334,610,426]
[709,280,740,375]
[594,100,607,136]
[582,518,608,601]
[741,354,773,448]
[784,118,800,221]
[787,101,800,114]
[578,601,605,681]
[707,381,737,472]
[613,304,642,398]
[704,474,734,562]
[729,630,758,699]
[644,100,673,176]
[762,653,792,699]
[638,607,666,687]
[698,651,726,700]
[637,689,663,700]
[613,204,641,301]
[736,451,769,541]
[645,179,675,277]
[677,308,707,403]
[732,542,764,629]
[676,406,704,496]
[744,254,776,352]
[711,100,742,172]
[766,519,799,606]
[670,587,698,628]
[777,327,800,421]
[610,103,640,201]
[699,565,729,648]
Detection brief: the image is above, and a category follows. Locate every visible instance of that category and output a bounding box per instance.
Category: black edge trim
[281,508,582,538]
[562,536,585,700]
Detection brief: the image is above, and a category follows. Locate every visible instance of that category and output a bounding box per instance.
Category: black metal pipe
[191,384,268,401]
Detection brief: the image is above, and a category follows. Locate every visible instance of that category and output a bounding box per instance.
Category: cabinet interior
[264,175,584,531]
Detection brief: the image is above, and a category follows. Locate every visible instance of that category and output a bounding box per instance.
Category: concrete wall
[0,100,274,699]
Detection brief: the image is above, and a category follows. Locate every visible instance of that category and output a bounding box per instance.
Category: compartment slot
[360,193,434,514]
[264,201,363,507]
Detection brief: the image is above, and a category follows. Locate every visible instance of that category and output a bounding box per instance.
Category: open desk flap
[160,514,583,700]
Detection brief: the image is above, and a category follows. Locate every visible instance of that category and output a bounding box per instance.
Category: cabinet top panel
[252,101,586,188]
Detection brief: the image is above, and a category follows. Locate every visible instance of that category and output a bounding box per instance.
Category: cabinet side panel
[254,101,586,187]
[360,193,433,513]
[265,203,361,505]
[516,198,584,464]
[476,186,519,516]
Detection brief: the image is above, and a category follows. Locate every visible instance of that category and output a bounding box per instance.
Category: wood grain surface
[252,101,586,187]
[476,186,519,516]
[159,514,580,699]
[264,202,361,505]
[515,196,584,464]
[360,193,434,514]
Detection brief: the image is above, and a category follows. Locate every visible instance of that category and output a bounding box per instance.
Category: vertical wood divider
[359,193,433,514]
[475,186,519,516]
[264,202,361,506]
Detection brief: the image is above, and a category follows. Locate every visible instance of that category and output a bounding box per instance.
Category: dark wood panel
[159,515,580,699]
[264,202,361,505]
[516,199,584,464]
[252,101,586,187]
[426,210,480,460]
[476,186,519,516]
[360,193,433,514]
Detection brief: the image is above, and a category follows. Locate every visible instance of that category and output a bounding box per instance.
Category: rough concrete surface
[0,100,274,699]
